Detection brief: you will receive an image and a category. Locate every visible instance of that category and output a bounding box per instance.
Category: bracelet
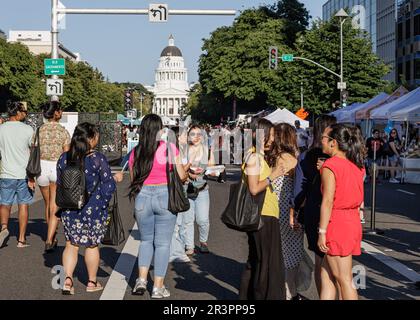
[318,228,327,234]
[266,177,273,186]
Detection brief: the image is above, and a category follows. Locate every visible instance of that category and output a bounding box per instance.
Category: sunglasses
[322,135,333,141]
[190,132,202,137]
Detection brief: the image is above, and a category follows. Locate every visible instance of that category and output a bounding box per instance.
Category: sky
[0,0,323,85]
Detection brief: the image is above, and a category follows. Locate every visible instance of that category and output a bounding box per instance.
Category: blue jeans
[169,212,190,261]
[134,185,177,278]
[0,179,33,205]
[182,190,210,249]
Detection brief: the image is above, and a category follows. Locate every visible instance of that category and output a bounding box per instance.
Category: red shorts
[326,209,362,257]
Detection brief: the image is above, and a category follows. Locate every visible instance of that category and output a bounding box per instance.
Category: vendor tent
[355,86,408,120]
[330,102,363,122]
[389,103,420,122]
[264,108,309,128]
[334,92,389,123]
[370,87,420,120]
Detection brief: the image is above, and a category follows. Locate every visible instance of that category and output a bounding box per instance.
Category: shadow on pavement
[170,252,245,300]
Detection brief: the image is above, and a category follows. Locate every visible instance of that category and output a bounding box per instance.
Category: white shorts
[37,160,58,187]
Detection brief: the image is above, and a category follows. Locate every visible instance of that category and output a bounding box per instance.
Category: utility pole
[301,81,304,109]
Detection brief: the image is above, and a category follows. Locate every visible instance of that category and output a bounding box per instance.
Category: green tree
[262,0,311,48]
[292,18,390,114]
[0,39,47,111]
[198,9,295,120]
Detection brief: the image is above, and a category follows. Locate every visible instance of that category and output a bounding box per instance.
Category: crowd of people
[0,99,384,300]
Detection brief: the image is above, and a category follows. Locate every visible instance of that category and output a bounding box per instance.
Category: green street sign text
[44,59,66,75]
[281,54,294,62]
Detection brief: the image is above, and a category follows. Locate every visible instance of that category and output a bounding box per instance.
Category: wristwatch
[266,176,273,186]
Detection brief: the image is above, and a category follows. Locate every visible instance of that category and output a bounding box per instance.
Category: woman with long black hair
[38,101,71,253]
[318,124,366,300]
[239,118,286,300]
[128,114,187,299]
[58,122,122,295]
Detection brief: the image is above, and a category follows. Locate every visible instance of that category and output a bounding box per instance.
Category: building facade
[8,30,81,61]
[323,0,398,82]
[396,0,420,86]
[147,35,189,123]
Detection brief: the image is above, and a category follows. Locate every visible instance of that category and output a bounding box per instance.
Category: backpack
[56,155,99,210]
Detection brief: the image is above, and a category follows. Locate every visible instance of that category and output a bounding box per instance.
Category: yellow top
[243,152,279,219]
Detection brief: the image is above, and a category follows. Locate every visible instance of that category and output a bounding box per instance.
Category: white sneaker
[170,255,191,263]
[0,229,10,248]
[151,286,170,299]
[389,178,399,184]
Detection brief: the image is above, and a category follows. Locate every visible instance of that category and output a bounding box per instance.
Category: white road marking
[396,189,416,196]
[100,223,139,300]
[362,241,420,282]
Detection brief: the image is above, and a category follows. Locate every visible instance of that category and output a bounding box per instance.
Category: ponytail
[329,124,366,169]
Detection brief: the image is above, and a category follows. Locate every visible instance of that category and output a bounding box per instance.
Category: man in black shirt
[366,129,383,180]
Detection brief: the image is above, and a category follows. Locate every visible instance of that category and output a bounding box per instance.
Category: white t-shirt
[0,121,34,179]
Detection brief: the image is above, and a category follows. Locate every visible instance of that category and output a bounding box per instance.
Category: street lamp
[140,92,145,119]
[335,8,349,101]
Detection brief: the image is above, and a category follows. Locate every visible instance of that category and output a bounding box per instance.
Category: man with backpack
[0,101,35,249]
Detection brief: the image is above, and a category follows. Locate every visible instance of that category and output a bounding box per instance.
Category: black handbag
[166,144,190,214]
[102,191,125,246]
[221,172,265,232]
[26,127,41,179]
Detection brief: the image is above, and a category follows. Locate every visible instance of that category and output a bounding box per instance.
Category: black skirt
[239,215,286,300]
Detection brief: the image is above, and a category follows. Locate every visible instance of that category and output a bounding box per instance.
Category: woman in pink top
[128,114,187,299]
[318,124,366,300]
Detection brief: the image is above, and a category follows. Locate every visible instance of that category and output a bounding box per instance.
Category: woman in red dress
[318,124,366,300]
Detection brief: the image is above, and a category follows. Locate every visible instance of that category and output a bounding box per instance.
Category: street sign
[46,79,64,96]
[149,4,168,22]
[126,109,137,119]
[44,59,66,75]
[337,82,347,90]
[281,54,294,62]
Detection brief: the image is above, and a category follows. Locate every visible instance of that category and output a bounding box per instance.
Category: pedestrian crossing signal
[269,46,278,70]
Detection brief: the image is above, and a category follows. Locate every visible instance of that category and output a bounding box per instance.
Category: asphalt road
[0,167,419,300]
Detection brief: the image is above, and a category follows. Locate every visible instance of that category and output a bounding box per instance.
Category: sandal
[17,240,30,248]
[62,277,75,295]
[86,280,103,293]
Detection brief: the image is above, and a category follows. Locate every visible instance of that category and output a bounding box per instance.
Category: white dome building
[148,35,189,123]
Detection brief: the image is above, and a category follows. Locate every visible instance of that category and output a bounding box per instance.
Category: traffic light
[268,46,278,70]
[340,90,349,107]
[124,89,133,111]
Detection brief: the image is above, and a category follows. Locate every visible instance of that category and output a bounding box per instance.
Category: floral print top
[39,122,71,161]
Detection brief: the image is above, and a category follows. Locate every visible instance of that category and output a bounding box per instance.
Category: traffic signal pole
[51,0,59,102]
[50,0,236,101]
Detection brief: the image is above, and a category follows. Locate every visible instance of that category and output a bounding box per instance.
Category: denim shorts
[388,155,399,163]
[0,179,34,205]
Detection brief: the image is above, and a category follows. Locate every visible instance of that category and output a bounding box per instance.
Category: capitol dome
[148,35,189,123]
[160,35,183,57]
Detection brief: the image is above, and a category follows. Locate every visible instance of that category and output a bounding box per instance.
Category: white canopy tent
[264,108,309,128]
[329,102,363,122]
[389,103,420,122]
[335,93,390,123]
[370,87,420,120]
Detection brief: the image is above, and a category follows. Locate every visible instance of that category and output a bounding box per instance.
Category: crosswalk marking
[362,241,420,283]
[100,223,139,300]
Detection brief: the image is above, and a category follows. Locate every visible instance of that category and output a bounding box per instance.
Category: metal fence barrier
[368,164,420,235]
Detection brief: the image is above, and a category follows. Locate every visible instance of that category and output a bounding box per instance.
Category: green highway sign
[44,59,66,75]
[281,54,294,62]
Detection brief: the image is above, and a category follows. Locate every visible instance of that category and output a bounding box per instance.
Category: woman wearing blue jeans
[182,125,216,255]
[129,115,187,299]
